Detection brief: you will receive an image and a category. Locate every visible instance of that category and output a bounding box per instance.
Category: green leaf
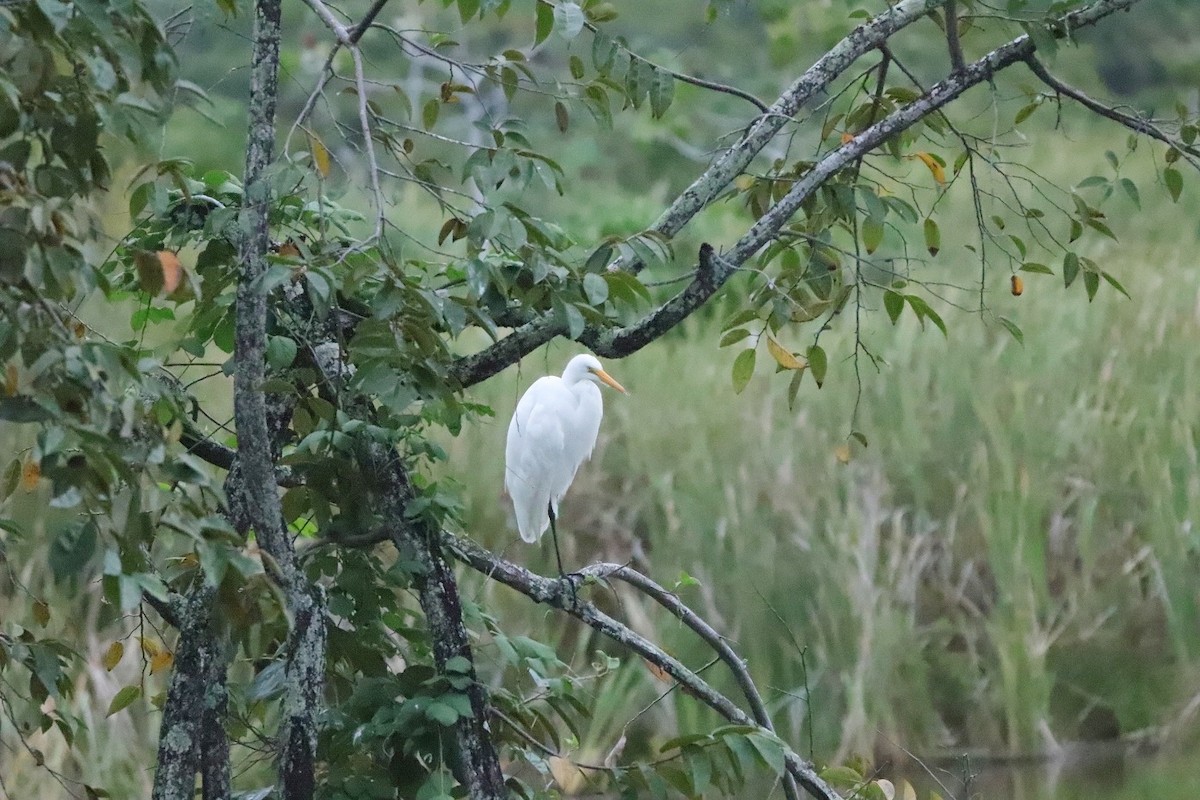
[820,765,865,790]
[1063,252,1079,288]
[1164,166,1183,202]
[861,216,884,254]
[107,685,141,717]
[1101,270,1130,298]
[884,290,904,324]
[719,328,750,348]
[425,701,460,726]
[649,68,674,119]
[1020,262,1053,275]
[458,0,480,22]
[422,98,439,131]
[554,100,569,133]
[1013,102,1039,125]
[534,0,554,45]
[554,1,585,40]
[905,295,946,337]
[1084,269,1100,301]
[731,348,756,394]
[266,336,298,370]
[807,344,827,388]
[582,272,608,305]
[997,316,1024,345]
[49,522,97,582]
[923,218,940,257]
[1118,177,1140,208]
[568,55,585,80]
[745,733,786,776]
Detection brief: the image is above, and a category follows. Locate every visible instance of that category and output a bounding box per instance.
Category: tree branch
[944,1,966,73]
[572,561,801,800]
[1025,55,1200,173]
[446,0,1141,385]
[724,0,1143,268]
[449,244,736,386]
[643,0,946,254]
[443,532,841,800]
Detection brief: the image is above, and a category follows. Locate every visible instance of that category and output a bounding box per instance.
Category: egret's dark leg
[547,502,578,605]
[547,501,566,578]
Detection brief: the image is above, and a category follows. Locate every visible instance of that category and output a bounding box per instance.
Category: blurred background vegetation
[4,0,1200,797]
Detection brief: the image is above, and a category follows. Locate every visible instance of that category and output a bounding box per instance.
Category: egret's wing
[505,377,569,543]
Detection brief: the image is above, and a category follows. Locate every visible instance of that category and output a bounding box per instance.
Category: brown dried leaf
[20,459,40,491]
[157,251,182,293]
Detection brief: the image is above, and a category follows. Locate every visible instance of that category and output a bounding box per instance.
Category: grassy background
[448,122,1200,770]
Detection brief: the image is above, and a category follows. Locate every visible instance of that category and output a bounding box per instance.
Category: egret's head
[565,354,628,394]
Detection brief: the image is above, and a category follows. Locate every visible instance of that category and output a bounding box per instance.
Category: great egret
[505,354,627,574]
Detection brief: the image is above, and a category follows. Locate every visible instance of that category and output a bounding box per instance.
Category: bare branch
[944,1,966,73]
[1025,56,1200,173]
[532,0,768,113]
[444,532,842,800]
[572,562,802,800]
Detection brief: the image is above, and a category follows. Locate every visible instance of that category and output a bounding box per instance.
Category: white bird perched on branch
[505,354,628,573]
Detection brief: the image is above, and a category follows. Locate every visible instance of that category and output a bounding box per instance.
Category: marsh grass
[453,133,1200,765]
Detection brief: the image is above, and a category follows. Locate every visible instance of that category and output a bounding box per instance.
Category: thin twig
[1025,55,1200,173]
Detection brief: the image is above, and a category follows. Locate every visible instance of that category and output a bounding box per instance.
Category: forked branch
[444,532,841,800]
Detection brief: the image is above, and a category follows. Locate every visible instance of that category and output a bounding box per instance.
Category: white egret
[505,354,627,574]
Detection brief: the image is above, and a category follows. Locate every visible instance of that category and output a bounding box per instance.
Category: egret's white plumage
[505,354,627,544]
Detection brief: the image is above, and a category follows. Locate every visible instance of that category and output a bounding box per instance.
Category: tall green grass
[453,136,1200,765]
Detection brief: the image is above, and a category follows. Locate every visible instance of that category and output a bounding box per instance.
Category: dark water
[890,746,1200,800]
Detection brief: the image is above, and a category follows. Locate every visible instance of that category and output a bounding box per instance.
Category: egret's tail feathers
[516,505,549,543]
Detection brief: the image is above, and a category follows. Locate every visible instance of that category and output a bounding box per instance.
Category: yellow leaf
[913,151,946,185]
[834,444,851,464]
[901,780,918,800]
[733,175,754,192]
[4,363,17,396]
[157,251,182,293]
[766,335,805,370]
[150,650,174,675]
[102,641,125,671]
[20,459,40,491]
[644,658,671,683]
[139,636,161,659]
[308,134,331,177]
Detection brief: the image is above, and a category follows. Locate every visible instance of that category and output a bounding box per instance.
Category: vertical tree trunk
[152,588,222,800]
[369,447,507,800]
[235,1,326,796]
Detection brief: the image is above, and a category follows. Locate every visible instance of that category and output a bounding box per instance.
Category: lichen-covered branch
[447,0,1142,385]
[444,532,841,800]
[643,0,944,252]
[450,244,735,386]
[725,0,1143,267]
